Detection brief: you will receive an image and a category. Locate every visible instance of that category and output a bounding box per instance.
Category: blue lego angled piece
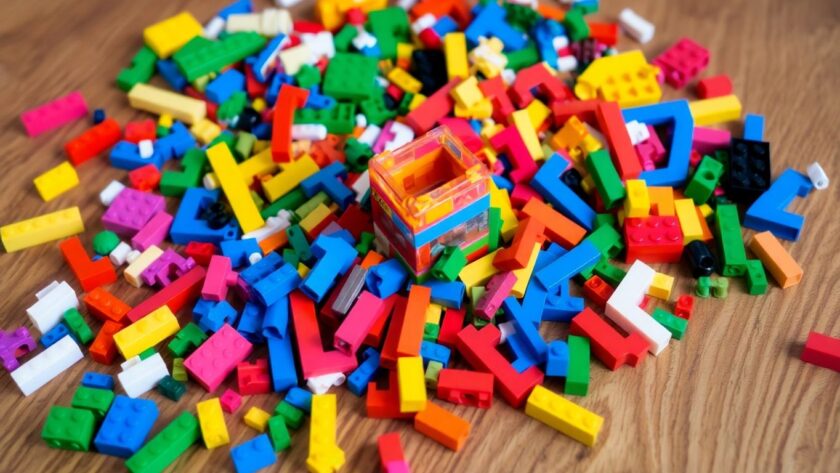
[533,19,566,68]
[300,234,356,302]
[743,113,765,141]
[41,322,71,347]
[251,35,288,83]
[521,279,548,327]
[535,240,601,290]
[503,297,548,361]
[465,2,527,51]
[305,86,337,110]
[431,16,458,38]
[262,297,289,339]
[94,395,159,457]
[217,0,252,20]
[82,372,115,390]
[347,347,380,396]
[109,141,165,170]
[239,252,284,288]
[193,298,239,333]
[506,329,541,373]
[622,100,694,187]
[220,238,262,268]
[545,340,569,377]
[252,263,301,307]
[285,386,313,413]
[542,280,585,322]
[156,59,187,91]
[366,259,409,299]
[205,69,246,104]
[170,188,240,244]
[532,152,596,229]
[300,161,354,209]
[230,434,276,473]
[420,280,465,309]
[743,168,813,241]
[236,302,266,344]
[420,341,451,368]
[266,72,295,105]
[157,122,197,161]
[266,334,297,393]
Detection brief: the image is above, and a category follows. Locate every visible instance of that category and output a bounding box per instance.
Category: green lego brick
[261,188,307,218]
[744,259,768,295]
[505,41,540,71]
[565,335,590,396]
[156,124,169,138]
[651,308,688,340]
[585,149,626,209]
[295,64,322,89]
[173,32,266,82]
[366,7,410,60]
[287,224,313,262]
[563,7,591,42]
[695,276,711,298]
[267,416,291,452]
[397,92,414,115]
[116,46,157,92]
[711,277,729,299]
[488,207,502,252]
[138,347,156,360]
[355,231,375,255]
[172,358,187,382]
[295,102,356,134]
[425,361,444,389]
[594,213,617,229]
[42,406,96,451]
[344,137,375,173]
[322,53,379,102]
[63,308,93,344]
[125,412,200,473]
[71,386,115,421]
[295,192,331,221]
[234,132,256,160]
[714,204,747,276]
[273,401,304,429]
[168,322,208,357]
[430,246,468,282]
[584,223,624,259]
[160,148,206,197]
[208,131,235,150]
[504,3,542,30]
[359,94,398,126]
[593,258,626,286]
[423,322,440,342]
[217,91,248,122]
[282,248,300,267]
[92,231,120,256]
[684,156,724,204]
[157,375,186,401]
[333,24,357,52]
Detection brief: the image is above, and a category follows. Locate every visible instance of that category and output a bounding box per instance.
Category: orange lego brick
[413,401,470,451]
[648,186,675,216]
[695,207,714,243]
[259,230,288,255]
[748,231,803,288]
[83,287,131,323]
[396,285,431,359]
[493,217,545,271]
[520,198,587,248]
[360,251,385,269]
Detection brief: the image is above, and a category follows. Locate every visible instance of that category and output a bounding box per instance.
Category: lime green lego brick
[274,401,304,429]
[251,191,265,210]
[322,53,379,102]
[593,258,626,287]
[711,277,729,299]
[695,276,711,298]
[585,149,626,209]
[42,406,96,451]
[295,192,330,221]
[234,132,256,161]
[423,322,440,342]
[334,24,357,52]
[63,308,93,344]
[651,308,688,340]
[425,361,444,389]
[584,223,623,259]
[360,95,398,126]
[505,41,540,71]
[117,46,157,92]
[173,32,266,82]
[366,7,410,60]
[355,232,375,255]
[218,91,248,122]
[295,102,356,134]
[744,259,768,295]
[71,386,115,421]
[160,148,206,197]
[430,246,468,282]
[714,204,747,277]
[488,207,502,252]
[172,358,187,382]
[684,156,724,204]
[295,64,322,89]
[125,412,200,473]
[267,416,291,452]
[565,335,590,396]
[261,188,307,218]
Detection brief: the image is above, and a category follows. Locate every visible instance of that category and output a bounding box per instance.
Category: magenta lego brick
[20,91,88,137]
[140,249,196,287]
[101,188,166,236]
[184,324,252,392]
[0,327,37,372]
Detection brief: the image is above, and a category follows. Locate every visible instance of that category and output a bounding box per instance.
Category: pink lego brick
[140,249,196,287]
[102,188,166,236]
[801,332,840,373]
[20,91,88,137]
[334,291,387,355]
[635,125,666,170]
[220,388,242,413]
[489,126,538,183]
[130,211,173,251]
[692,127,732,155]
[438,117,483,152]
[475,271,517,320]
[290,291,357,379]
[510,183,542,208]
[201,255,239,301]
[184,324,252,392]
[652,38,710,89]
[372,122,397,154]
[385,461,411,473]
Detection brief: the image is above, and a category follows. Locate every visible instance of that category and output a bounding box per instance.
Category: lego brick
[143,11,202,57]
[267,415,291,452]
[436,368,494,408]
[570,307,649,370]
[231,434,277,473]
[395,285,432,359]
[102,187,166,236]
[271,85,310,163]
[688,94,742,125]
[90,320,124,365]
[26,281,78,334]
[624,215,684,264]
[126,266,205,322]
[532,153,596,229]
[585,149,626,208]
[125,412,200,473]
[11,335,82,395]
[651,308,688,340]
[118,352,169,398]
[128,84,206,125]
[63,307,93,344]
[652,38,709,88]
[33,161,79,202]
[684,156,724,204]
[81,372,114,390]
[184,324,253,392]
[520,198,586,249]
[714,204,747,277]
[397,356,427,413]
[301,234,356,302]
[156,375,186,401]
[238,359,272,395]
[114,305,179,359]
[244,406,272,432]
[20,90,88,137]
[744,168,813,241]
[605,260,671,355]
[622,100,694,187]
[413,401,470,451]
[307,394,345,473]
[334,291,387,355]
[221,389,242,413]
[71,385,114,421]
[535,240,601,290]
[675,294,694,319]
[2,207,84,252]
[801,332,840,373]
[444,32,468,80]
[476,272,517,320]
[290,291,357,379]
[173,32,266,82]
[525,385,604,447]
[42,406,96,451]
[748,231,804,289]
[207,143,265,233]
[674,199,703,243]
[94,395,159,457]
[697,75,733,99]
[504,296,548,360]
[131,211,173,251]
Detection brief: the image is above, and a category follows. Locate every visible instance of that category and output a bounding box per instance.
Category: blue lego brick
[491,174,513,192]
[506,329,541,373]
[237,302,266,344]
[239,252,284,288]
[521,279,548,326]
[465,2,527,51]
[230,434,276,473]
[252,263,301,307]
[94,395,159,457]
[252,122,271,139]
[156,59,187,91]
[220,238,262,268]
[622,100,694,187]
[535,240,601,290]
[532,152,596,229]
[420,341,451,367]
[534,243,568,272]
[420,280,465,309]
[365,259,409,298]
[157,122,197,161]
[193,298,239,333]
[743,113,765,141]
[533,19,565,68]
[305,86,337,110]
[170,188,240,244]
[503,297,548,361]
[82,372,114,390]
[542,279,585,322]
[217,0,252,20]
[744,168,813,241]
[431,16,458,38]
[252,35,287,83]
[109,141,165,170]
[284,386,313,413]
[262,297,289,339]
[300,234,356,302]
[266,334,297,393]
[347,347,380,396]
[41,322,72,348]
[300,162,354,209]
[205,69,246,104]
[413,195,490,248]
[322,227,355,247]
[545,340,569,377]
[266,72,295,106]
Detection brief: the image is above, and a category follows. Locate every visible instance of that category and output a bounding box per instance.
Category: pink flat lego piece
[474,271,517,319]
[102,188,166,236]
[334,291,387,355]
[692,126,732,155]
[201,255,239,301]
[131,211,173,251]
[20,91,88,137]
[140,249,196,287]
[184,324,253,392]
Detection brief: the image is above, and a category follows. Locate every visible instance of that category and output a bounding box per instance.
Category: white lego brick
[807,162,829,190]
[261,8,292,36]
[204,16,225,39]
[383,122,415,151]
[99,180,126,206]
[411,14,436,35]
[278,44,314,75]
[292,124,328,141]
[397,0,418,10]
[226,13,261,33]
[605,261,671,355]
[618,8,655,44]
[139,139,154,159]
[26,281,78,334]
[300,31,335,59]
[352,170,370,203]
[556,56,578,73]
[242,209,293,242]
[306,372,346,395]
[11,336,83,396]
[126,249,142,264]
[109,241,132,266]
[625,120,651,145]
[359,125,382,147]
[118,353,169,398]
[275,0,303,6]
[498,321,516,344]
[355,114,367,128]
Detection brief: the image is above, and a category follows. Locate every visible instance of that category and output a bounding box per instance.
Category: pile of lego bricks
[2,1,837,473]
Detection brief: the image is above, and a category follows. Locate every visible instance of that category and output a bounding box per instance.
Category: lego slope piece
[125,412,200,473]
[744,168,814,241]
[26,280,78,334]
[11,335,83,396]
[605,260,672,355]
[20,91,88,137]
[748,231,804,288]
[207,143,265,233]
[525,385,604,447]
[801,332,840,373]
[2,207,84,252]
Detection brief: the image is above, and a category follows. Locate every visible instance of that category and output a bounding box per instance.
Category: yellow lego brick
[190,118,222,145]
[262,154,320,202]
[648,186,675,216]
[397,43,415,62]
[624,179,650,218]
[511,243,540,298]
[113,305,179,359]
[197,398,230,449]
[298,263,310,278]
[143,12,202,58]
[251,97,267,113]
[480,122,503,141]
[124,245,164,288]
[648,272,675,301]
[450,76,484,109]
[128,83,206,125]
[253,140,270,154]
[408,94,426,111]
[468,37,506,78]
[698,203,713,218]
[459,250,500,290]
[489,182,519,240]
[308,394,345,473]
[205,148,278,189]
[158,114,173,128]
[525,99,551,130]
[512,110,544,161]
[689,95,742,126]
[33,161,78,202]
[397,356,427,413]
[443,33,469,80]
[453,98,493,120]
[481,146,498,166]
[425,303,442,324]
[316,0,386,30]
[574,50,661,107]
[387,68,422,94]
[207,143,265,233]
[551,115,588,152]
[1,207,84,252]
[616,208,625,227]
[674,199,703,243]
[244,407,272,433]
[525,385,604,447]
[300,204,333,234]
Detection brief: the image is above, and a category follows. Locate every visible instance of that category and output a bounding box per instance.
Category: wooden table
[1,0,838,472]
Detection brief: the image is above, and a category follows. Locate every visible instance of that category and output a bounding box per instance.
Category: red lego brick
[336,204,372,241]
[309,134,346,167]
[379,297,407,369]
[237,358,272,395]
[551,99,601,127]
[437,307,466,349]
[293,20,325,33]
[59,236,117,292]
[124,119,156,144]
[696,75,733,99]
[89,320,124,365]
[624,215,684,263]
[412,0,471,28]
[587,22,618,46]
[801,332,840,373]
[569,307,649,371]
[436,368,494,409]
[185,241,216,267]
[520,198,587,248]
[245,65,268,97]
[509,63,573,108]
[289,291,357,379]
[83,287,131,323]
[494,217,546,271]
[405,77,460,134]
[674,294,694,319]
[377,432,406,472]
[596,101,643,180]
[64,118,122,166]
[271,85,310,162]
[126,266,205,322]
[489,126,538,183]
[582,276,614,310]
[128,164,162,192]
[652,38,710,89]
[366,370,414,419]
[478,76,515,126]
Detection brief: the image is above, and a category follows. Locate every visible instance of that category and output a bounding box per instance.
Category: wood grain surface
[1,0,839,472]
